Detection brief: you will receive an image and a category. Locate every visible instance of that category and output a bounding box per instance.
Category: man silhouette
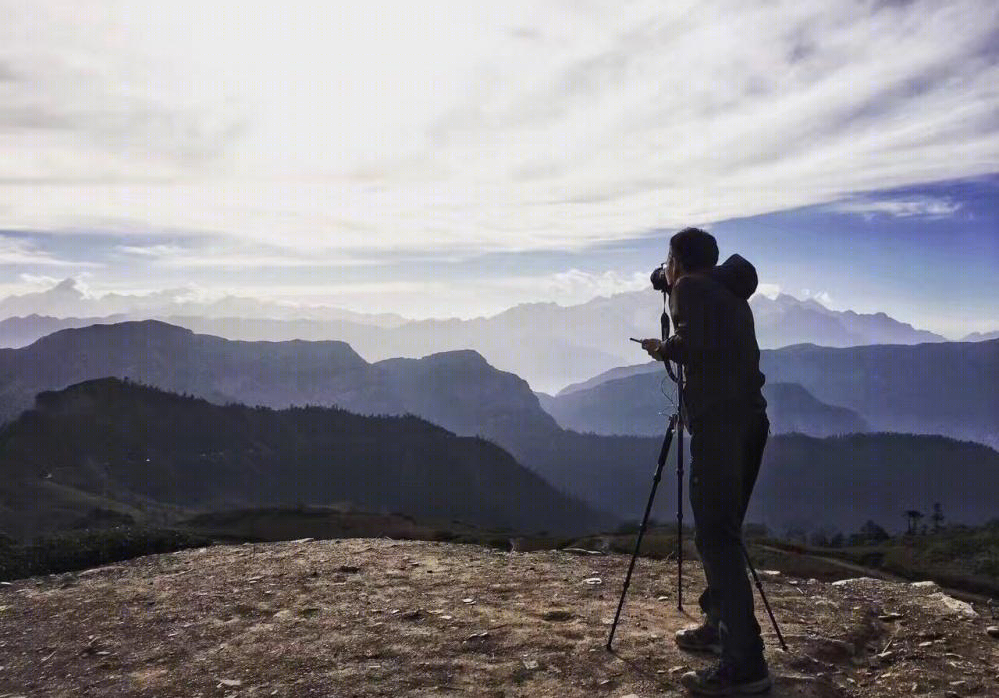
[640,227,771,695]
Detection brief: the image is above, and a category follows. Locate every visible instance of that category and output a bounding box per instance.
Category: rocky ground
[0,538,997,697]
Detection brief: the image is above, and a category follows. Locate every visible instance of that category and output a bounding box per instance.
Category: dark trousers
[688,403,769,666]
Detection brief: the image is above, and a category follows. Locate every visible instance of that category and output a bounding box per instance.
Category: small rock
[924,592,978,618]
[910,580,939,590]
[656,596,669,601]
[832,577,882,588]
[986,626,999,638]
[918,640,933,648]
[464,631,490,642]
[338,565,360,574]
[878,612,904,621]
[462,597,475,604]
[561,547,604,555]
[218,679,242,687]
[523,659,539,670]
[583,577,603,585]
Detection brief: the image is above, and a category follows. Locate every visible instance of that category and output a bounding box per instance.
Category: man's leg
[679,410,768,654]
[688,411,765,669]
[738,412,769,524]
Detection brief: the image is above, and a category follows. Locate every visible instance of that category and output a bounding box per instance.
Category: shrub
[0,527,211,581]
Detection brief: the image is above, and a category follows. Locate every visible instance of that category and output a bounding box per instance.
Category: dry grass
[0,539,996,697]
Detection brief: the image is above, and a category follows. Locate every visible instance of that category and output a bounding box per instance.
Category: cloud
[0,235,100,267]
[18,273,63,287]
[114,242,387,268]
[827,195,962,218]
[754,283,782,300]
[0,0,996,260]
[0,3,245,181]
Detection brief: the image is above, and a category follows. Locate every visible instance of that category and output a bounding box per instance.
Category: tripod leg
[676,365,685,611]
[676,404,684,610]
[607,414,678,651]
[740,541,788,651]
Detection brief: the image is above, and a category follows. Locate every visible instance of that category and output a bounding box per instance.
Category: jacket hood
[705,254,758,300]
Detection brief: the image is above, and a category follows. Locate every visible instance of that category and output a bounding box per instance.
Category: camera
[650,264,671,293]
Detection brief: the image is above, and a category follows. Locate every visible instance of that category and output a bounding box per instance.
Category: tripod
[606,301,787,653]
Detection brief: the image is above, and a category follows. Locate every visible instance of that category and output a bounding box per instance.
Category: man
[639,227,771,696]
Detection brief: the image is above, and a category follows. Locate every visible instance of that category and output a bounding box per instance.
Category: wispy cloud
[827,195,963,218]
[0,235,101,267]
[114,242,384,268]
[0,0,994,258]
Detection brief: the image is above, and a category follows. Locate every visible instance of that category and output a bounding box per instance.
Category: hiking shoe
[680,658,772,695]
[675,622,722,655]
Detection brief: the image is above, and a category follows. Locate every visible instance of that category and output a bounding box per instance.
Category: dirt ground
[1,539,997,697]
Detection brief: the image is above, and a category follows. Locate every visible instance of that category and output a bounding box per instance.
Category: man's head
[667,227,718,287]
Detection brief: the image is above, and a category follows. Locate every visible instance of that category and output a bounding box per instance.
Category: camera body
[650,264,672,294]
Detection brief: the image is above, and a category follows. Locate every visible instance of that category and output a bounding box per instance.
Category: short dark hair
[669,227,718,272]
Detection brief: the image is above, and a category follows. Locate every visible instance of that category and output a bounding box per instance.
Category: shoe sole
[674,638,723,655]
[680,674,773,696]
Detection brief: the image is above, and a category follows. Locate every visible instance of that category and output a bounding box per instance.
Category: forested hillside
[0,379,609,539]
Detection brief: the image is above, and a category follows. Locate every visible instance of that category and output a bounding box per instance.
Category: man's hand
[640,338,663,360]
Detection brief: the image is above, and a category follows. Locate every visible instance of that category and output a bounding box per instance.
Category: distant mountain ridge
[0,378,605,539]
[539,379,869,438]
[0,321,563,454]
[962,330,999,342]
[552,339,999,447]
[0,279,407,327]
[0,279,955,393]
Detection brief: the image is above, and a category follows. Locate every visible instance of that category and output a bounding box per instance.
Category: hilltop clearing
[1,539,997,696]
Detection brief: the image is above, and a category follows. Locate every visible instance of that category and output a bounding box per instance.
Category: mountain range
[0,378,605,540]
[550,339,999,448]
[0,279,407,327]
[0,321,563,452]
[2,321,997,538]
[2,279,983,393]
[538,380,869,438]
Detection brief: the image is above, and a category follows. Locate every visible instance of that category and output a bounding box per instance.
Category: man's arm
[654,276,708,365]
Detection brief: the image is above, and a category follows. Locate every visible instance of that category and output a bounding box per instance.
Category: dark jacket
[657,254,767,428]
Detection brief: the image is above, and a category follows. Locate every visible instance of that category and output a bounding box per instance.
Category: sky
[0,0,997,337]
